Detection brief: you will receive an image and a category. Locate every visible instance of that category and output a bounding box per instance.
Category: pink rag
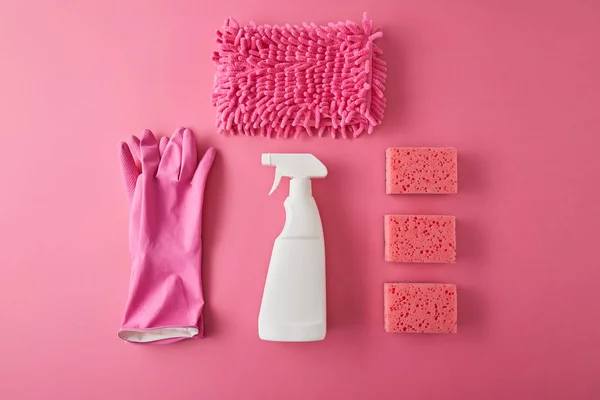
[117,127,216,343]
[211,13,387,138]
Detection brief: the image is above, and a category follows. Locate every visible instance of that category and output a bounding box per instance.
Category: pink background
[1,0,599,399]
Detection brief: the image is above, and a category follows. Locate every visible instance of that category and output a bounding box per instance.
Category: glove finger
[179,128,198,182]
[129,135,141,161]
[140,129,160,176]
[192,147,216,187]
[159,136,169,157]
[157,127,184,180]
[118,142,140,202]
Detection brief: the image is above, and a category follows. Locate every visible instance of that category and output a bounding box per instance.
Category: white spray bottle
[259,153,328,342]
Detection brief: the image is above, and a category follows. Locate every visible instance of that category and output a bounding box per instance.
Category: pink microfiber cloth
[211,13,387,138]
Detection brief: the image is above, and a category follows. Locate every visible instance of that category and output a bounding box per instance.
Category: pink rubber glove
[118,127,216,343]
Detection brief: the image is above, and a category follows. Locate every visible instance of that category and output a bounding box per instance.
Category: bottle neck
[289,178,312,196]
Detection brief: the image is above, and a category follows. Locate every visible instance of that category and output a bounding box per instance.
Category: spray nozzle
[262,153,328,195]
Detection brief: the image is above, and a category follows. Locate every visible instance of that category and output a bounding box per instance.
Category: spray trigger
[262,153,327,196]
[269,169,282,195]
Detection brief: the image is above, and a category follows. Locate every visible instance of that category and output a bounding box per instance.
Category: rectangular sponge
[384,283,457,333]
[386,147,457,194]
[385,215,456,263]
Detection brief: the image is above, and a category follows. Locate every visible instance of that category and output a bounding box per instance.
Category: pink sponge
[385,215,456,263]
[386,147,457,194]
[384,283,457,333]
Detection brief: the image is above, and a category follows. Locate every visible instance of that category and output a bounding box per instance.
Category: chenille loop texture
[117,128,216,344]
[211,13,387,138]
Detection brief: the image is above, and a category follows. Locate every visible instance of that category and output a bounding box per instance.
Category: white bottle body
[258,179,326,342]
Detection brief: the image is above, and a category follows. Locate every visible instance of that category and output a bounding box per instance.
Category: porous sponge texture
[384,283,457,333]
[386,147,457,194]
[385,215,456,263]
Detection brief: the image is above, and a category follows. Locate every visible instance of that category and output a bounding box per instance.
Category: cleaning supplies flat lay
[384,283,457,333]
[259,154,328,341]
[111,14,470,340]
[117,127,215,343]
[384,215,456,263]
[386,147,458,194]
[211,13,387,138]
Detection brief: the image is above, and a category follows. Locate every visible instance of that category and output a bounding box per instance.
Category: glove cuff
[118,326,199,343]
